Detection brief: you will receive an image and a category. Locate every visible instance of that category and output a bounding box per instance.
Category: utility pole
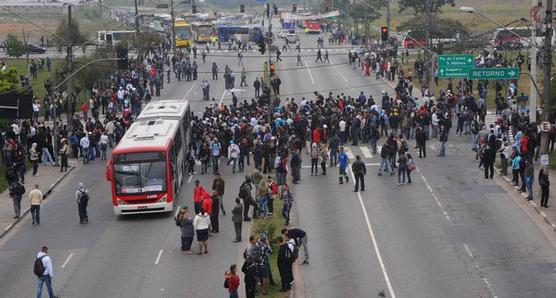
[540,0,553,159]
[386,0,391,33]
[66,5,74,133]
[134,0,141,57]
[423,0,432,90]
[529,0,538,123]
[170,0,176,55]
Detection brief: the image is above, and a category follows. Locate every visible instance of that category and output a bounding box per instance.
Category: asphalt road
[2,23,556,298]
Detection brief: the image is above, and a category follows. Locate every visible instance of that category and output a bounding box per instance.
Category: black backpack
[79,190,89,204]
[33,256,46,277]
[9,182,25,196]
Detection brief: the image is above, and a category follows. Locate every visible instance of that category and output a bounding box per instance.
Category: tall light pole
[540,0,553,158]
[170,0,176,55]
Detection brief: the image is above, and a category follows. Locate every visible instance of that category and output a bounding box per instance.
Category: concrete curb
[494,167,556,233]
[0,165,76,239]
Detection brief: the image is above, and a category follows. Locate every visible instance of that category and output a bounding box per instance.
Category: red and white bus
[304,20,321,34]
[106,119,186,215]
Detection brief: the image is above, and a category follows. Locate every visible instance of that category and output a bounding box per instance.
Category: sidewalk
[0,161,76,238]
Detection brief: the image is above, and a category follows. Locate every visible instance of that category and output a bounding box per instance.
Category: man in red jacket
[193,180,207,214]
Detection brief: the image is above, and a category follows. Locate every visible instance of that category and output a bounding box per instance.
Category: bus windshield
[175,26,191,39]
[114,152,167,195]
[198,26,213,36]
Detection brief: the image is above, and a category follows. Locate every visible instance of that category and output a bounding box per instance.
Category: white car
[278,30,289,39]
[285,33,299,43]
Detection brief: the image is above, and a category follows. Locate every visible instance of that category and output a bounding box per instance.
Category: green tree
[397,17,469,40]
[0,67,20,92]
[5,34,25,58]
[398,0,455,14]
[54,18,87,46]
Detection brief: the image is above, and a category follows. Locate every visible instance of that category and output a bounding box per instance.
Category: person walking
[315,48,323,63]
[232,197,243,242]
[176,206,194,254]
[212,172,226,215]
[539,168,550,208]
[296,52,302,66]
[277,235,295,292]
[310,143,319,176]
[253,77,261,98]
[75,183,90,224]
[280,184,293,226]
[224,264,241,298]
[406,153,415,184]
[29,143,39,176]
[397,151,408,185]
[352,155,366,192]
[193,208,211,255]
[282,227,309,265]
[35,246,59,298]
[59,139,69,172]
[8,180,25,218]
[210,192,220,233]
[437,124,448,157]
[99,133,109,160]
[228,140,240,174]
[338,147,349,184]
[80,133,90,164]
[415,126,427,158]
[525,161,534,201]
[29,184,43,225]
[319,144,328,175]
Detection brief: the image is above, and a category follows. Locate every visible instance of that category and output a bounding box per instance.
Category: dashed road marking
[188,175,193,183]
[304,61,315,85]
[360,146,373,159]
[463,243,498,298]
[155,249,164,265]
[348,166,397,298]
[61,252,74,268]
[416,168,451,221]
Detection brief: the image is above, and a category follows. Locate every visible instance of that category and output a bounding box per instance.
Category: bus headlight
[158,195,168,203]
[117,199,126,205]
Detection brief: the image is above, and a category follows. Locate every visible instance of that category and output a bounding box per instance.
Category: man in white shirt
[80,134,90,164]
[227,141,240,174]
[36,246,58,298]
[99,133,109,160]
[338,119,346,144]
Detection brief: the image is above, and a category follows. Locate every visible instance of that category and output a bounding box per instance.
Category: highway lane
[284,35,556,297]
[0,48,259,298]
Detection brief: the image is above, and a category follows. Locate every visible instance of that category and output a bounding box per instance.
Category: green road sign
[438,54,474,68]
[438,67,469,78]
[467,68,520,80]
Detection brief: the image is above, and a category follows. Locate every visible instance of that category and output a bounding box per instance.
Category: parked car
[25,44,46,54]
[285,33,299,43]
[278,30,289,39]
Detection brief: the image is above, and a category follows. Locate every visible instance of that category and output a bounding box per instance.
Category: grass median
[250,196,289,298]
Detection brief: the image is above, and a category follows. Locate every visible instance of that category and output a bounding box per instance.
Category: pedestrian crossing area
[341,145,381,160]
[213,48,350,54]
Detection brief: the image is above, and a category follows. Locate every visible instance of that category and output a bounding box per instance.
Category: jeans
[228,157,237,173]
[88,147,95,161]
[234,222,242,241]
[398,168,406,184]
[379,158,393,175]
[36,275,55,298]
[311,158,318,175]
[438,141,446,156]
[31,205,40,223]
[525,177,533,199]
[212,155,219,173]
[100,144,107,160]
[354,173,364,191]
[259,196,268,217]
[229,290,239,298]
[472,134,479,149]
[541,185,549,206]
[13,195,21,217]
[41,148,54,165]
[282,204,291,225]
[32,160,39,175]
[82,147,89,164]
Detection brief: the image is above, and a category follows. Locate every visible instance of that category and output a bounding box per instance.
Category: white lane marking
[349,166,397,298]
[416,168,451,221]
[344,147,355,159]
[188,175,193,183]
[155,249,164,265]
[219,89,228,106]
[463,243,498,298]
[301,163,378,168]
[180,81,197,101]
[333,63,348,82]
[304,61,315,85]
[360,147,373,159]
[61,252,74,268]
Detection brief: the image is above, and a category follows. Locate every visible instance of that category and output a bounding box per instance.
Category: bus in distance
[175,20,193,47]
[192,22,216,43]
[97,30,136,47]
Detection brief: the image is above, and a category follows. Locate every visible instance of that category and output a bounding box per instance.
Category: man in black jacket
[352,155,367,192]
[415,126,427,158]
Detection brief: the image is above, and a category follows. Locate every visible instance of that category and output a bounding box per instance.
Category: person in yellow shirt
[29,184,43,225]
